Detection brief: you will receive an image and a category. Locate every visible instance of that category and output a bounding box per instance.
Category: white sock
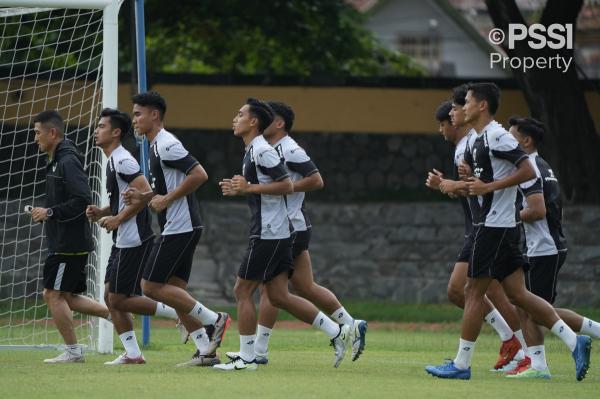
[190,327,210,355]
[484,309,513,341]
[66,344,82,356]
[529,345,548,371]
[581,317,600,339]
[154,302,178,319]
[453,338,475,370]
[119,331,141,358]
[550,320,577,352]
[514,349,526,361]
[188,301,219,325]
[514,329,528,357]
[255,324,272,356]
[312,311,340,339]
[240,334,256,362]
[330,307,354,326]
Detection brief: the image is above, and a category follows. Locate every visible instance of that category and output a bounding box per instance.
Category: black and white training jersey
[463,120,530,228]
[242,135,291,240]
[149,129,202,235]
[519,152,567,257]
[106,145,153,248]
[454,131,474,237]
[273,135,318,232]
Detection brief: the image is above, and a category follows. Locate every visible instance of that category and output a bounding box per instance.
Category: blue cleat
[425,360,471,380]
[572,335,592,381]
[351,320,368,361]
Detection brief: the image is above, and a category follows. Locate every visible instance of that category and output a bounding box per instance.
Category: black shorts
[456,231,475,263]
[525,252,567,304]
[43,253,88,293]
[105,239,153,296]
[292,229,311,259]
[142,228,202,284]
[468,226,528,282]
[238,237,293,282]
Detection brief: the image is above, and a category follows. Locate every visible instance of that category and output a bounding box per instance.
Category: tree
[485,0,600,203]
[118,0,423,77]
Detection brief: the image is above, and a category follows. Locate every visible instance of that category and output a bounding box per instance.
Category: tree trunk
[486,0,600,203]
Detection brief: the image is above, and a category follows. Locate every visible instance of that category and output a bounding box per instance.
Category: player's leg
[447,261,467,308]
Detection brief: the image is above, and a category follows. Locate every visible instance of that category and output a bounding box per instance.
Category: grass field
[0,318,598,399]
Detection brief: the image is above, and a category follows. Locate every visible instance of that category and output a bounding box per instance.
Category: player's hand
[86,205,102,222]
[439,179,456,194]
[31,207,50,223]
[466,177,490,196]
[99,215,120,232]
[219,178,239,196]
[458,160,472,180]
[123,187,142,206]
[425,169,444,190]
[149,194,170,212]
[231,175,250,194]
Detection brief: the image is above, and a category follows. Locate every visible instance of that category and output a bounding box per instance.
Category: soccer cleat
[213,356,258,371]
[351,319,368,361]
[104,353,146,365]
[504,356,531,375]
[205,312,230,355]
[506,365,551,379]
[43,351,85,364]
[490,359,518,373]
[331,324,352,368]
[425,360,471,380]
[176,350,220,367]
[226,351,268,365]
[493,335,521,370]
[572,335,592,381]
[175,318,190,344]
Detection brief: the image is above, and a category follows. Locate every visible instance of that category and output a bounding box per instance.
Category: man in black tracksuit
[31,110,108,363]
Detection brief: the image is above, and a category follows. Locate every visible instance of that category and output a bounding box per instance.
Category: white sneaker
[351,320,368,361]
[176,350,220,367]
[226,351,269,365]
[175,318,190,344]
[213,356,258,371]
[43,351,85,364]
[331,324,352,368]
[104,353,146,365]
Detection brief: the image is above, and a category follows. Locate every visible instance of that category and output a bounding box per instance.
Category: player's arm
[85,205,111,222]
[32,155,92,222]
[153,164,207,208]
[228,147,293,196]
[286,150,323,192]
[520,177,546,222]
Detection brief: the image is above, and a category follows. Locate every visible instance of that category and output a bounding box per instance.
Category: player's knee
[141,279,159,299]
[447,284,465,308]
[267,291,287,309]
[504,288,526,307]
[233,281,253,301]
[103,291,111,308]
[108,293,125,310]
[42,289,60,304]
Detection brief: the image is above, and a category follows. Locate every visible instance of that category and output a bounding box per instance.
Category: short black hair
[267,101,295,132]
[466,82,500,115]
[246,98,274,132]
[435,101,452,123]
[508,115,545,147]
[33,110,64,136]
[99,108,132,140]
[451,84,468,106]
[132,91,167,120]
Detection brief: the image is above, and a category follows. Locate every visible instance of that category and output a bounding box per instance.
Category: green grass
[0,322,598,399]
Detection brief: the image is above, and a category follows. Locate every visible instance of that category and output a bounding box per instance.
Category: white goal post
[0,0,121,353]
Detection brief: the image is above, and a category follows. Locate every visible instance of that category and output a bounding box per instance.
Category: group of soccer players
[30,92,367,370]
[425,82,598,381]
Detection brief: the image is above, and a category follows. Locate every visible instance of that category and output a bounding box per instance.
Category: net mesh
[0,6,105,349]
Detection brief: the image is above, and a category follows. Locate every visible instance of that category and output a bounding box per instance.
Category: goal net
[0,0,118,352]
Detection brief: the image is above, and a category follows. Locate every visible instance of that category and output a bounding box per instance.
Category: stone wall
[189,202,600,308]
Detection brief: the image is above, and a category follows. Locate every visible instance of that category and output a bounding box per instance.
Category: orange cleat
[493,335,521,370]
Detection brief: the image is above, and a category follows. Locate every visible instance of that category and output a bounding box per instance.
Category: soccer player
[225,101,367,365]
[426,91,524,371]
[31,110,109,363]
[425,83,591,381]
[216,98,352,371]
[504,116,600,379]
[123,91,229,366]
[86,108,181,364]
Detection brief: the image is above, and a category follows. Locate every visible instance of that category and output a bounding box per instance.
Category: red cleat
[493,335,521,370]
[505,356,531,375]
